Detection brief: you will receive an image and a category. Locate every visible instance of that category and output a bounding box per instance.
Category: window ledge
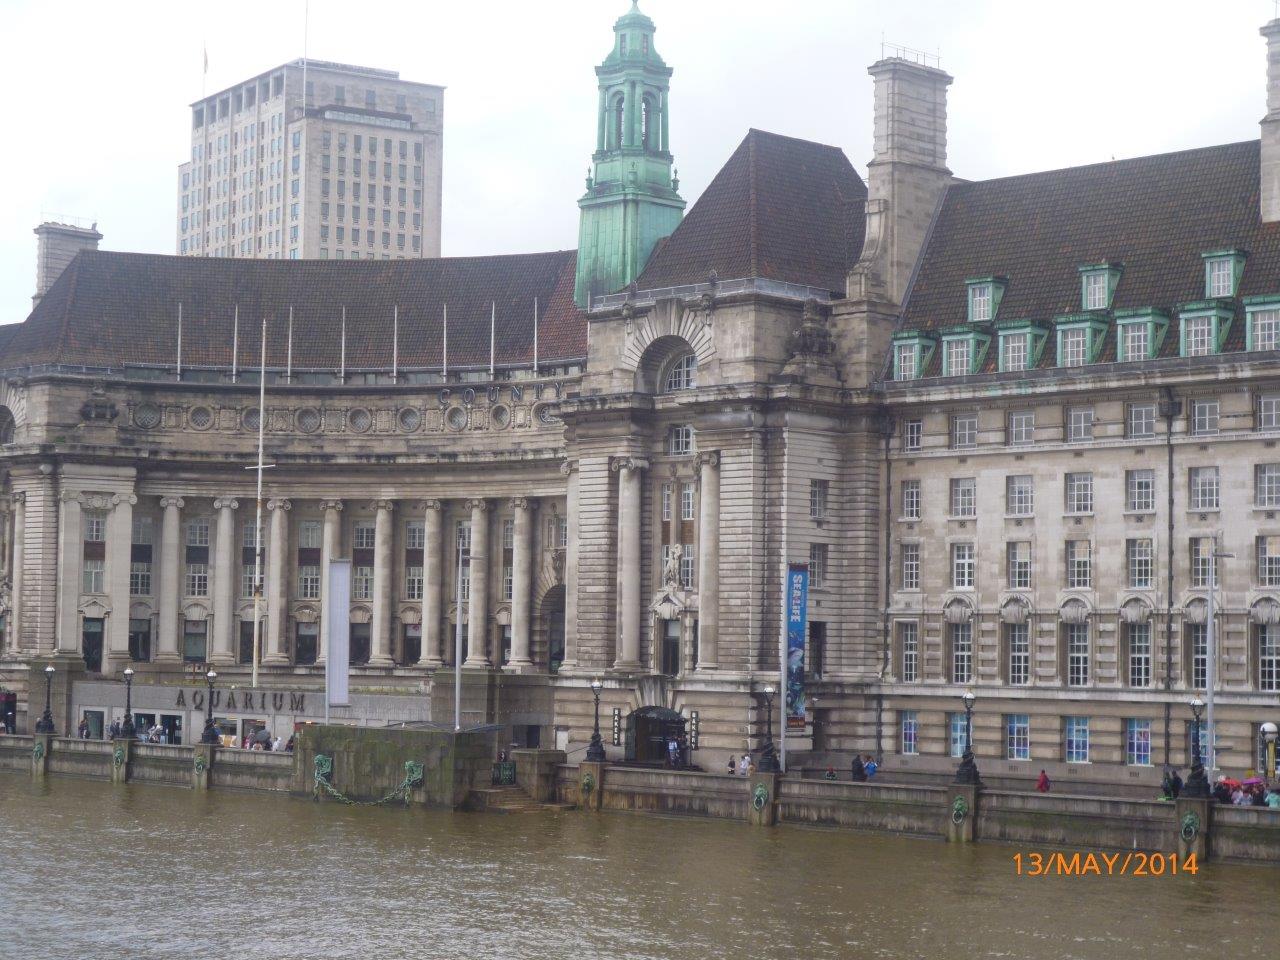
[1187,509,1221,515]
[947,514,978,522]
[1064,512,1095,519]
[1005,513,1035,520]
[898,516,920,523]
[1123,510,1156,517]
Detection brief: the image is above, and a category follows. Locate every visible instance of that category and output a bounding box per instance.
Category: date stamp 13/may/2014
[1013,851,1198,877]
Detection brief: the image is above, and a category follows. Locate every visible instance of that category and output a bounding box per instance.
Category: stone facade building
[1,6,1278,789]
[176,59,443,262]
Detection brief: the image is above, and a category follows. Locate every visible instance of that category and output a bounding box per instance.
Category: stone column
[263,498,291,664]
[9,493,24,652]
[369,499,395,666]
[418,500,443,667]
[508,497,533,669]
[55,491,82,656]
[464,498,489,667]
[317,499,343,665]
[696,452,720,670]
[561,463,579,669]
[613,458,646,670]
[156,497,183,661]
[210,497,238,664]
[105,492,137,671]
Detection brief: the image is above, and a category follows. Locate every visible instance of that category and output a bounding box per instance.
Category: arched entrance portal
[625,705,687,765]
[539,585,565,673]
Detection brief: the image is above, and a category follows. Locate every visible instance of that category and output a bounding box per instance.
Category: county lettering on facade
[175,689,306,714]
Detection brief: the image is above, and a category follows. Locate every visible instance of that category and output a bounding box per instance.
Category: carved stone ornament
[1000,596,1030,625]
[267,498,292,512]
[662,549,682,588]
[1120,598,1153,625]
[943,598,973,625]
[1060,599,1091,626]
[509,497,530,511]
[465,498,489,512]
[420,499,442,512]
[788,298,835,360]
[1251,597,1280,626]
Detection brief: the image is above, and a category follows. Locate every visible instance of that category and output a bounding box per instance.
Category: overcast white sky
[0,0,1274,324]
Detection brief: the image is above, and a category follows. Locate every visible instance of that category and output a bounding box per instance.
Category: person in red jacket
[1035,769,1051,793]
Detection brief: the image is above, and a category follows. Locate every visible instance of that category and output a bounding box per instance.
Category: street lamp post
[1184,697,1210,798]
[954,689,981,785]
[757,685,780,773]
[1261,721,1277,781]
[34,664,55,734]
[120,667,136,739]
[586,678,606,762]
[199,669,219,745]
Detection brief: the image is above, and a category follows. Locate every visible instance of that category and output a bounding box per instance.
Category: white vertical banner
[327,559,351,708]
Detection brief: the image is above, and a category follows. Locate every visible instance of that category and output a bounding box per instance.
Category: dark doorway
[295,622,318,665]
[128,618,152,662]
[239,621,256,665]
[82,618,104,673]
[401,623,421,666]
[625,706,687,765]
[541,586,565,673]
[349,623,370,665]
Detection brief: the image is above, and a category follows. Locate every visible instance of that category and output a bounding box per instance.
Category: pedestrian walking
[851,754,867,782]
[727,755,737,776]
[1035,769,1051,793]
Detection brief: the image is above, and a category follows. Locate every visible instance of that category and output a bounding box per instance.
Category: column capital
[420,499,443,512]
[111,493,139,507]
[611,456,649,473]
[10,492,24,506]
[509,496,531,511]
[466,498,489,512]
[267,498,292,512]
[371,499,395,512]
[159,496,185,510]
[559,459,578,477]
[696,451,720,470]
[213,497,240,511]
[319,499,345,513]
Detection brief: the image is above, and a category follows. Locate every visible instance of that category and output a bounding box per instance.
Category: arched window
[612,95,625,150]
[0,407,14,445]
[664,353,697,392]
[641,97,652,150]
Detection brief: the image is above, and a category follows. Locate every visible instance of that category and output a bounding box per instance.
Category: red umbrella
[1221,778,1242,789]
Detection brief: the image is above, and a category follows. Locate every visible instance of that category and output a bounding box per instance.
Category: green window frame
[1078,263,1123,312]
[995,320,1048,373]
[940,326,990,377]
[1177,302,1232,358]
[1201,249,1246,299]
[1244,295,1280,352]
[891,333,934,381]
[965,276,1007,325]
[1113,309,1169,362]
[1054,315,1108,368]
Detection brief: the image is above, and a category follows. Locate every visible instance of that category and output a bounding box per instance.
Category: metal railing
[590,276,835,312]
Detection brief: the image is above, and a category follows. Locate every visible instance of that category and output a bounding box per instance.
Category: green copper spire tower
[574,2,685,307]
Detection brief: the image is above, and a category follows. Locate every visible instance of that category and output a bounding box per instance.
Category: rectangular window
[1127,402,1156,439]
[903,419,922,452]
[970,284,992,322]
[1127,539,1153,589]
[951,414,977,449]
[1066,622,1090,686]
[298,520,321,549]
[1127,623,1151,687]
[1189,467,1220,511]
[354,521,376,550]
[129,561,152,596]
[1006,475,1033,516]
[950,477,976,517]
[455,521,471,601]
[951,622,973,683]
[1060,327,1089,367]
[1188,622,1208,690]
[661,482,672,522]
[1185,316,1215,356]
[680,483,695,522]
[1084,272,1108,310]
[1126,718,1152,766]
[298,564,320,599]
[1190,537,1216,588]
[353,565,373,601]
[1260,393,1280,430]
[1126,469,1155,512]
[951,543,975,589]
[406,521,425,551]
[901,480,921,519]
[1065,717,1090,763]
[1252,310,1280,351]
[183,620,208,664]
[1258,536,1280,587]
[82,558,104,594]
[901,543,920,590]
[186,518,210,547]
[950,713,968,759]
[945,338,971,376]
[83,513,106,543]
[1120,322,1149,362]
[1066,406,1094,442]
[809,543,828,589]
[1191,399,1219,436]
[1066,540,1091,588]
[1007,541,1031,589]
[1208,258,1234,298]
[894,343,917,380]
[502,518,515,601]
[1006,622,1030,685]
[1002,333,1028,372]
[186,562,209,597]
[900,711,919,755]
[1007,410,1035,446]
[899,621,918,682]
[1006,714,1030,761]
[405,565,424,601]
[1257,463,1280,507]
[667,424,694,455]
[1065,472,1093,514]
[1260,624,1280,692]
[809,480,829,520]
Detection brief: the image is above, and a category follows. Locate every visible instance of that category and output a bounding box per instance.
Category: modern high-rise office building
[176,59,443,261]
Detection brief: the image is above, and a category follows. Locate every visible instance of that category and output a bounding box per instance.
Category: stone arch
[536,584,565,673]
[634,334,697,395]
[622,299,716,390]
[0,405,14,445]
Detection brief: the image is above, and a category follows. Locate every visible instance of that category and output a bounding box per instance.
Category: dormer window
[1054,314,1108,368]
[1178,303,1232,358]
[995,320,1048,373]
[1078,263,1122,312]
[1114,309,1169,362]
[1245,295,1280,351]
[965,276,1007,324]
[1202,249,1246,299]
[892,332,935,381]
[940,326,990,377]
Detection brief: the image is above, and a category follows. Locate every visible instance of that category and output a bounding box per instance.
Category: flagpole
[231,305,239,383]
[286,306,294,384]
[532,297,539,375]
[455,531,464,731]
[340,307,347,383]
[176,302,183,381]
[442,303,448,380]
[489,301,496,379]
[393,304,399,384]
[251,317,268,690]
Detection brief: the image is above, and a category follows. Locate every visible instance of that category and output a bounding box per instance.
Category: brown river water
[1,773,1276,959]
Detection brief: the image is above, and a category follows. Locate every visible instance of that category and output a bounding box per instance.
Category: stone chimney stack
[849,50,953,305]
[33,221,102,308]
[1261,20,1280,222]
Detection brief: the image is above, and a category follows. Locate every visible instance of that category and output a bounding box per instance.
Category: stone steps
[469,784,574,814]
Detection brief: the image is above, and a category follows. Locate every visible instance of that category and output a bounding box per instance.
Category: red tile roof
[4,249,586,371]
[636,129,866,293]
[899,140,1280,374]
